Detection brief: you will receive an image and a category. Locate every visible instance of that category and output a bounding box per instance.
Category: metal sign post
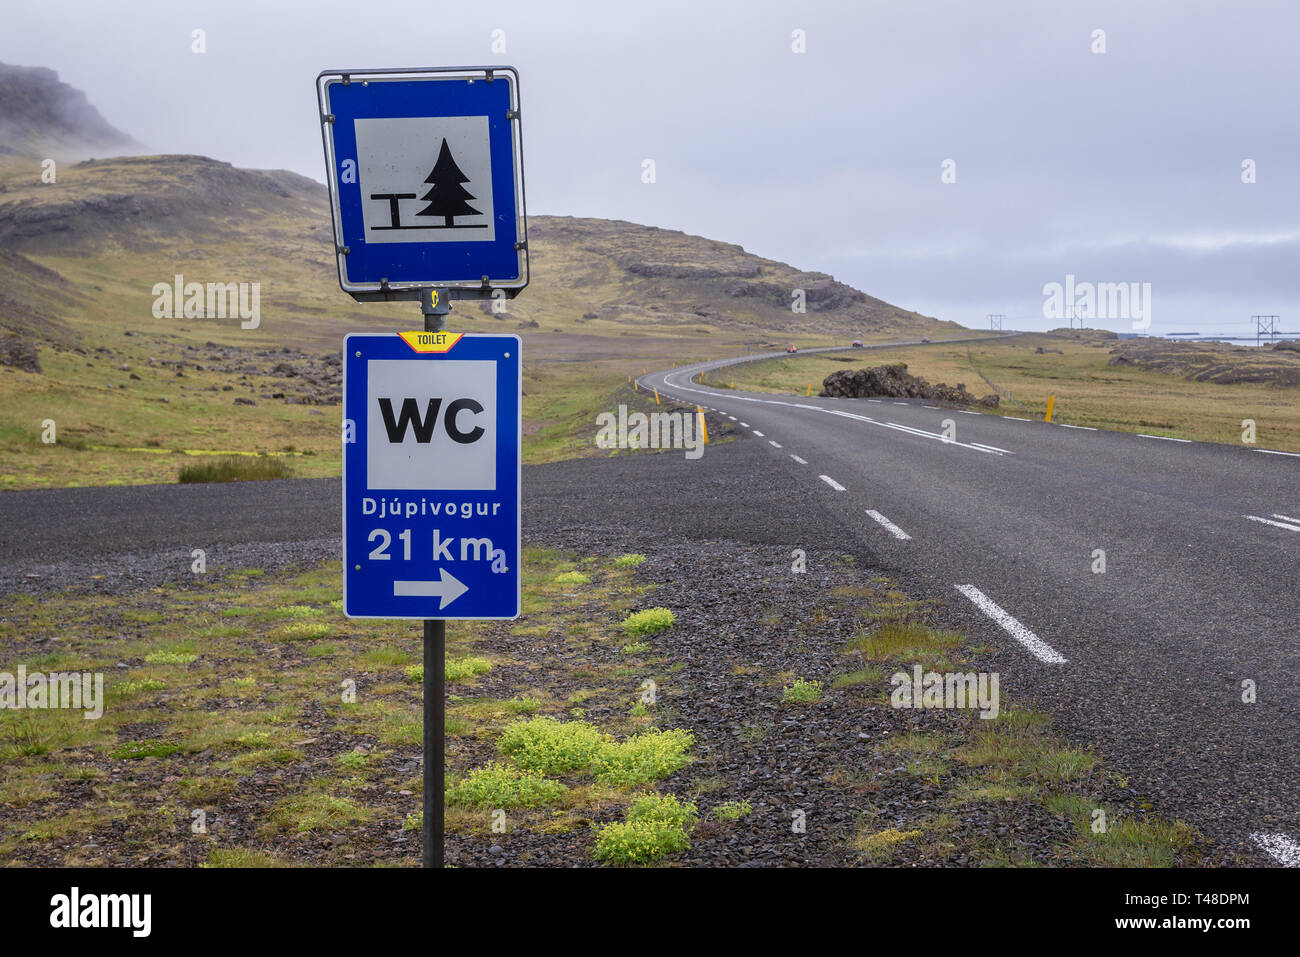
[323,66,528,869]
[422,288,449,870]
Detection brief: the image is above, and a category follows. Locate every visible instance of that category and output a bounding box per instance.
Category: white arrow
[393,569,469,609]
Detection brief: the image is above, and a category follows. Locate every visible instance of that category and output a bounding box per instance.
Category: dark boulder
[820,362,998,407]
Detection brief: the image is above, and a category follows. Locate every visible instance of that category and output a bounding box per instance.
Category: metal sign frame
[341,331,522,620]
[317,66,529,303]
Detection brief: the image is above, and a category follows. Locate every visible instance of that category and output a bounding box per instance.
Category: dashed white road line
[1245,515,1300,533]
[892,401,908,406]
[1252,832,1300,866]
[790,454,808,465]
[1255,448,1300,458]
[740,422,750,428]
[955,584,1068,664]
[769,440,782,448]
[727,415,737,421]
[922,405,941,410]
[1137,433,1192,443]
[865,509,911,540]
[820,475,846,491]
[753,430,764,437]
[958,410,981,415]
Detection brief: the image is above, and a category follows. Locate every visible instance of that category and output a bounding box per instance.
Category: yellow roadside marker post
[1045,393,1056,423]
[806,383,811,396]
[654,388,660,405]
[697,406,708,444]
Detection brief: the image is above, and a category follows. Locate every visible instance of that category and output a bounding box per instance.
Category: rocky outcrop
[1107,339,1300,386]
[0,62,142,158]
[0,333,41,372]
[820,363,998,407]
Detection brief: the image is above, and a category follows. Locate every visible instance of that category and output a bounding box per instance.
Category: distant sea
[1156,334,1297,346]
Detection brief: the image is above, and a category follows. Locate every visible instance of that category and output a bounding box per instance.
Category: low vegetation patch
[178,456,294,484]
[498,716,609,775]
[445,762,569,809]
[781,677,823,704]
[620,607,675,637]
[711,800,753,820]
[111,740,180,761]
[497,716,693,787]
[592,792,698,865]
[445,656,493,682]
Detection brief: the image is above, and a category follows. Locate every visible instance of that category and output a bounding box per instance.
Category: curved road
[641,343,1300,866]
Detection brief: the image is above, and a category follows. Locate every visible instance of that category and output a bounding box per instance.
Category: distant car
[851,340,863,348]
[921,336,931,343]
[786,344,798,354]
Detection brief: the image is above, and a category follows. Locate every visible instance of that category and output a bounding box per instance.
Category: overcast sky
[5,0,1298,336]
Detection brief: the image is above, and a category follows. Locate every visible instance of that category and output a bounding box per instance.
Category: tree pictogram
[416,139,482,227]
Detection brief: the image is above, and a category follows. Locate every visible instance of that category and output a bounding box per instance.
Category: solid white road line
[1245,515,1300,533]
[865,509,911,540]
[1255,448,1300,457]
[1058,423,1098,431]
[969,442,1016,455]
[892,401,908,406]
[790,454,808,465]
[958,410,981,415]
[875,419,1003,455]
[1004,416,1031,422]
[1137,433,1192,443]
[753,430,764,437]
[955,584,1068,664]
[820,475,846,491]
[923,405,941,410]
[1274,513,1300,525]
[1252,832,1300,867]
[769,440,782,448]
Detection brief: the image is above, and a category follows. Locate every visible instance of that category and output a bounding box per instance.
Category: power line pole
[987,313,1005,332]
[1253,315,1280,346]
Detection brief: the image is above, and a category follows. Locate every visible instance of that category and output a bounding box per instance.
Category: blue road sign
[343,332,521,619]
[317,67,528,299]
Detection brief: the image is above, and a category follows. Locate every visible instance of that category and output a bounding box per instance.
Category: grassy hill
[0,66,965,490]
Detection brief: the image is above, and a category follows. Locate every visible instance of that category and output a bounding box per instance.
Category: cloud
[2,0,1296,334]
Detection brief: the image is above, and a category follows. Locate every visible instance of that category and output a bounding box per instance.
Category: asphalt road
[639,344,1300,865]
[1,337,1296,865]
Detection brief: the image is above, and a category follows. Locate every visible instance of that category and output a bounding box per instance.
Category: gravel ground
[447,536,1116,867]
[0,539,338,598]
